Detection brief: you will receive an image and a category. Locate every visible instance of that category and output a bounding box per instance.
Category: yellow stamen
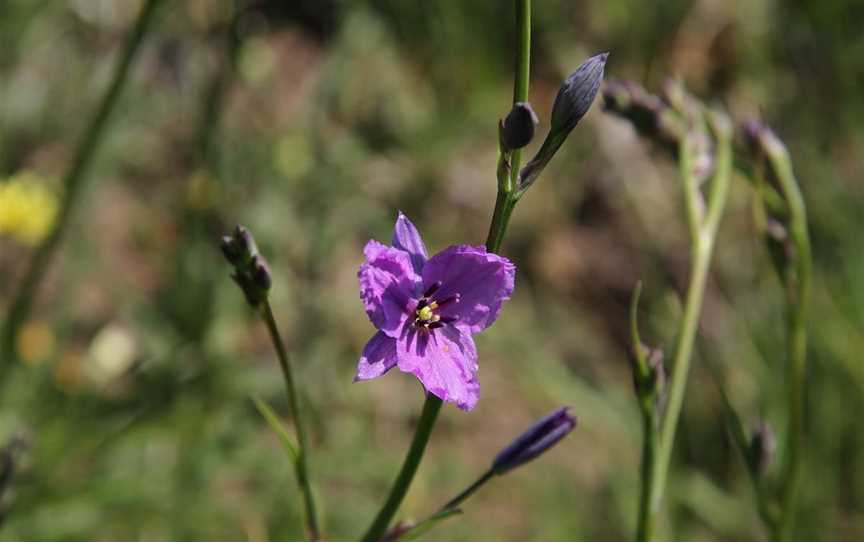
[417,305,434,322]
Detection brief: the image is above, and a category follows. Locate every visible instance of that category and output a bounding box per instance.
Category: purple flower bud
[517,54,608,191]
[233,225,258,258]
[221,235,242,265]
[221,225,272,307]
[550,53,608,135]
[251,255,272,291]
[492,407,576,474]
[748,421,776,476]
[502,102,539,150]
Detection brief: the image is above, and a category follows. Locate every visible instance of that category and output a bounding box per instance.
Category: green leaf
[252,396,298,462]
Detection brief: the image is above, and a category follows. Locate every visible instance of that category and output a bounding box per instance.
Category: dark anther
[438,315,459,324]
[415,298,429,311]
[423,281,442,298]
[427,321,445,330]
[435,294,460,308]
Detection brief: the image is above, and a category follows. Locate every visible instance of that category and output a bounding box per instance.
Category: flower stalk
[382,407,576,541]
[259,301,321,541]
[630,282,662,542]
[361,3,533,540]
[359,395,443,542]
[485,0,532,254]
[640,110,733,540]
[1,0,164,367]
[222,227,321,541]
[742,123,811,541]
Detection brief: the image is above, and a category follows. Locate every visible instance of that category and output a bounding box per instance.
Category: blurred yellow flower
[16,320,56,366]
[0,171,58,246]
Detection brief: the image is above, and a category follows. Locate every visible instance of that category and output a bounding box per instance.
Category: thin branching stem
[766,142,811,542]
[643,113,732,538]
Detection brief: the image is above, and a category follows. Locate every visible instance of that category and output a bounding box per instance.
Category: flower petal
[354,331,398,382]
[421,245,516,334]
[396,326,479,410]
[392,211,428,274]
[358,240,420,337]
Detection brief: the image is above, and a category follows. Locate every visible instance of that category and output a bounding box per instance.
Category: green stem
[767,141,811,542]
[485,193,518,253]
[361,5,531,540]
[636,403,658,542]
[648,114,732,527]
[650,238,711,510]
[359,395,443,542]
[260,301,321,541]
[440,469,496,512]
[485,0,530,252]
[1,0,164,365]
[630,281,658,542]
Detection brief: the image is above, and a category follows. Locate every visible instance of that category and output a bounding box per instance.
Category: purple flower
[355,212,516,410]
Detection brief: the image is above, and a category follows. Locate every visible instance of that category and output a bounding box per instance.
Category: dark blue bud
[492,407,576,474]
[550,52,608,135]
[221,225,272,307]
[502,102,539,150]
[251,255,272,291]
[221,235,242,265]
[233,225,258,259]
[517,53,608,191]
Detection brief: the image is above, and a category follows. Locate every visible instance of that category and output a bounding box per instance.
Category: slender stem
[767,143,811,542]
[362,5,531,540]
[359,395,443,542]
[636,403,658,542]
[485,194,518,253]
[1,0,164,365]
[260,301,321,541]
[678,136,701,247]
[440,469,496,512]
[630,281,658,542]
[509,0,532,191]
[650,238,712,510]
[485,0,531,252]
[648,116,732,523]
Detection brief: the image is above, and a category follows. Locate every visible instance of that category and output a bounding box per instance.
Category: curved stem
[359,395,443,542]
[260,301,321,541]
[767,142,811,542]
[1,0,164,365]
[648,115,732,526]
[650,236,713,511]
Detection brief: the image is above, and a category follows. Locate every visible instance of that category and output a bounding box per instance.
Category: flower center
[413,281,460,331]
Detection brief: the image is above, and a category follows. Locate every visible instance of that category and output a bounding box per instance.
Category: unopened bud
[233,225,257,259]
[221,235,242,265]
[747,421,776,476]
[517,53,608,191]
[251,255,272,291]
[492,407,576,474]
[550,52,608,135]
[221,225,272,308]
[502,102,539,150]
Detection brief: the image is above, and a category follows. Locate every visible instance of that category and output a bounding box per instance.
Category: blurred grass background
[0,0,862,540]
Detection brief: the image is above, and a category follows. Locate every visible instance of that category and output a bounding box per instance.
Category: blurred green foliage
[0,0,862,540]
